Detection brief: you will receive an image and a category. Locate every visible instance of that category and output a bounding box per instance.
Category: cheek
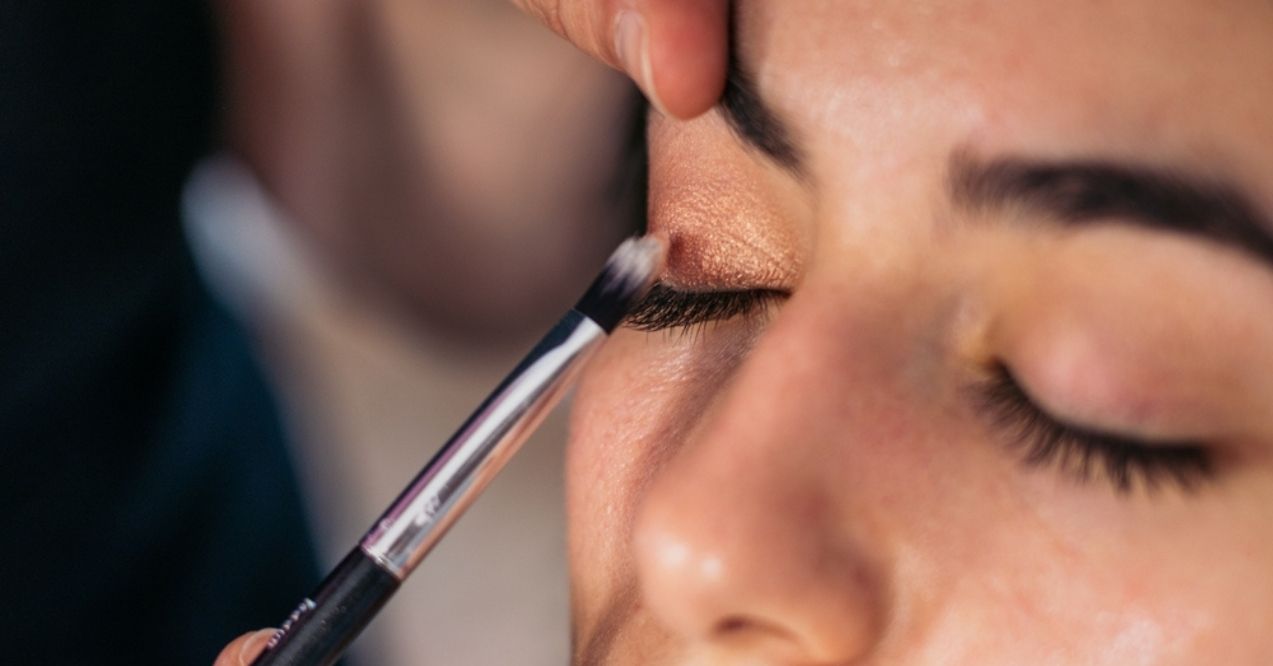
[764,276,1272,662]
[915,521,1267,666]
[565,325,759,624]
[565,334,662,626]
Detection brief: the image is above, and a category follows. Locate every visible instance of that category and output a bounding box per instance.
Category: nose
[633,321,885,663]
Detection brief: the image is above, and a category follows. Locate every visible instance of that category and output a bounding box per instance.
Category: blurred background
[3,0,642,663]
[206,0,645,662]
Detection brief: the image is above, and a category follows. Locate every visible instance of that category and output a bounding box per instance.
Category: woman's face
[566,1,1273,664]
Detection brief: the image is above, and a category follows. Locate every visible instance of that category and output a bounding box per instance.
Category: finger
[213,629,275,666]
[511,0,729,119]
[641,0,729,118]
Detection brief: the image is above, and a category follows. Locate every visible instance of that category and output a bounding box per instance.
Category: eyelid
[973,363,1213,494]
[623,283,788,332]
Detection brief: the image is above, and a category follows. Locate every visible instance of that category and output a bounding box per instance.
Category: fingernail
[613,10,667,115]
[238,629,276,664]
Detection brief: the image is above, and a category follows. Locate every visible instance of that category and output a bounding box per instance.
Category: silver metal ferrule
[360,309,606,579]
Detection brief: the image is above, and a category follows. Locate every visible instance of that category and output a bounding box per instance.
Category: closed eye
[974,363,1214,495]
[623,284,787,332]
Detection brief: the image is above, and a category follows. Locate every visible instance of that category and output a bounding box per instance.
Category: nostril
[712,614,797,644]
[708,615,818,661]
[714,616,751,635]
[633,443,883,664]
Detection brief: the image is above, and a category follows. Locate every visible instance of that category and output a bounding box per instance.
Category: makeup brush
[249,236,664,666]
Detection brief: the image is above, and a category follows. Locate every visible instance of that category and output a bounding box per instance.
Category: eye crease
[973,363,1215,495]
[623,283,788,333]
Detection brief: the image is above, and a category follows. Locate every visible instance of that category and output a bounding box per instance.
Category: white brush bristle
[573,235,666,330]
[601,236,665,296]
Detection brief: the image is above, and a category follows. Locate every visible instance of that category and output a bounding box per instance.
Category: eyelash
[975,364,1213,494]
[623,284,787,333]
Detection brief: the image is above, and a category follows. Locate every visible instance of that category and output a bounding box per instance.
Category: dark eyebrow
[949,153,1273,266]
[718,17,804,175]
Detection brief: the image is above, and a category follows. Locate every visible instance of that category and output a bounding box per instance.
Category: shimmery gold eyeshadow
[663,227,799,291]
[645,111,807,291]
[648,168,804,290]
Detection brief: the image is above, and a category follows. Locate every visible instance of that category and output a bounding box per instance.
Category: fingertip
[644,0,730,118]
[513,0,728,118]
[214,628,275,666]
[239,629,276,663]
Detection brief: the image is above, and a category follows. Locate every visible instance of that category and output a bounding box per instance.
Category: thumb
[511,0,729,118]
[213,629,275,666]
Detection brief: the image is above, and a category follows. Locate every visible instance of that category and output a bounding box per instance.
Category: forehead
[743,0,1273,201]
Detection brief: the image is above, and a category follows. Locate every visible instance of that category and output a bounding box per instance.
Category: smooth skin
[567,1,1273,664]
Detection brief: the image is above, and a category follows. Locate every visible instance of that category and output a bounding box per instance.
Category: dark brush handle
[250,548,400,666]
